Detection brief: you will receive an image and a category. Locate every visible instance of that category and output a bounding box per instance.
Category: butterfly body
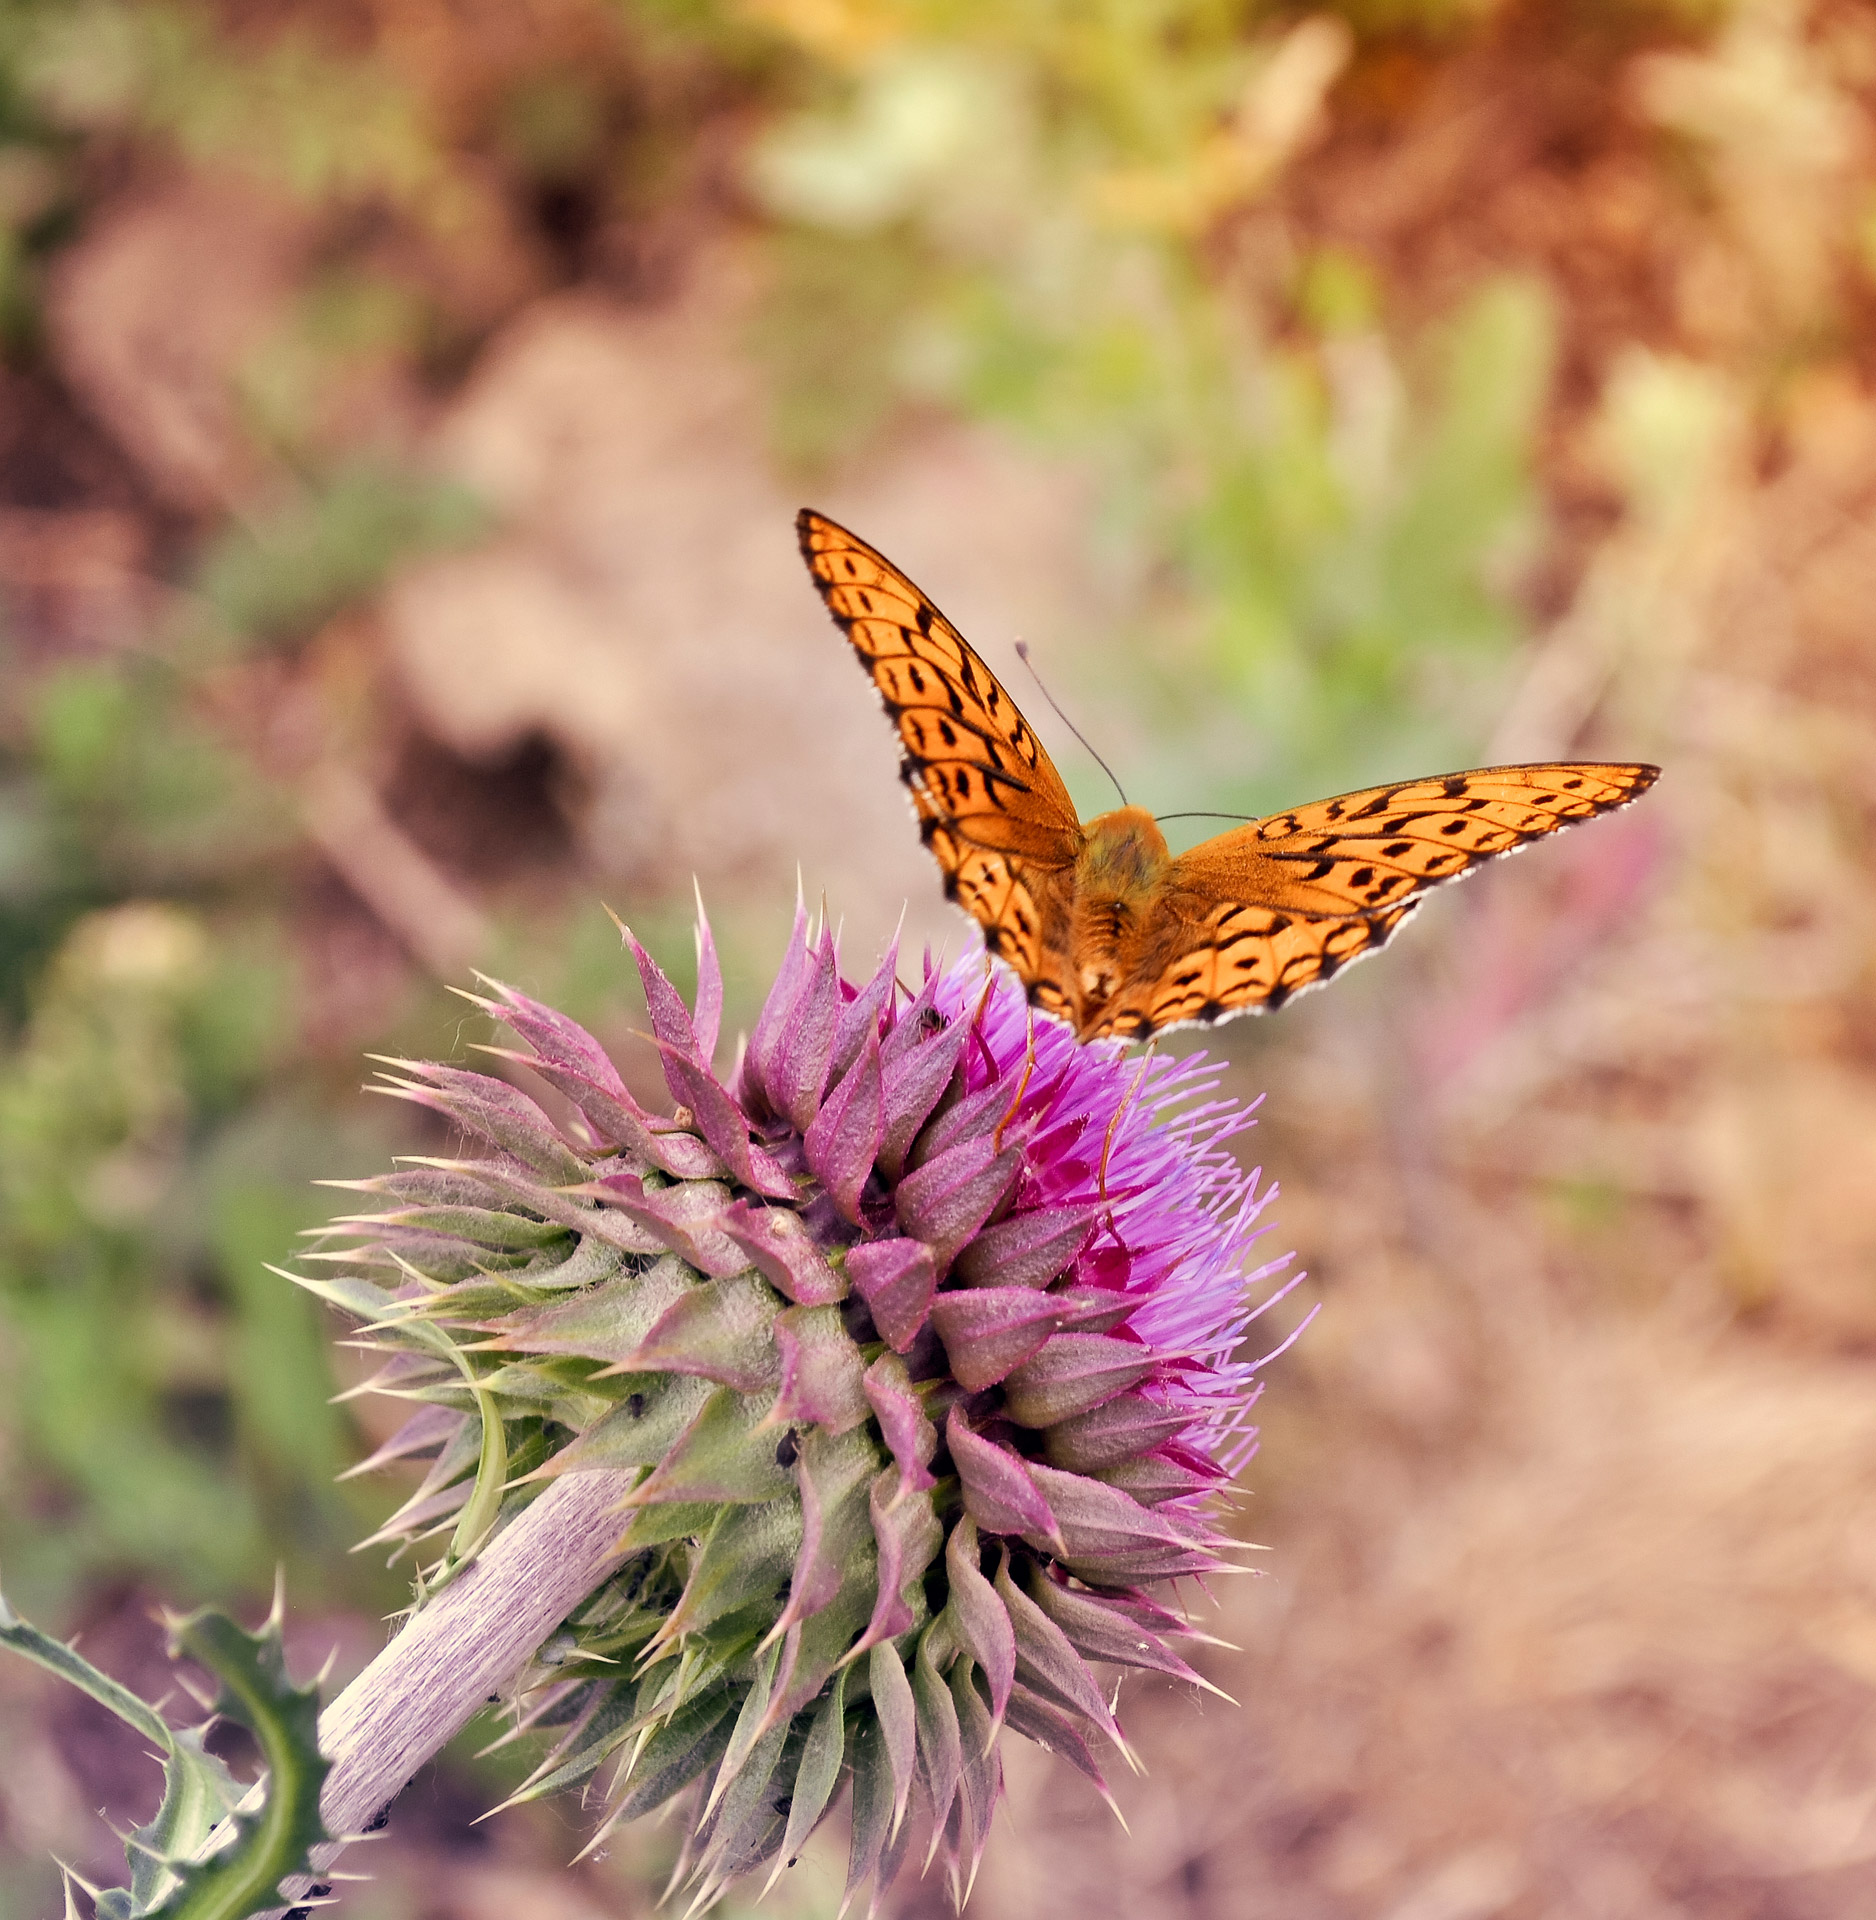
[1056,807,1166,1017]
[799,508,1660,1043]
[1078,807,1172,895]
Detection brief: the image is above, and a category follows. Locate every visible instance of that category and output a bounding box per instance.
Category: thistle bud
[311,905,1292,1910]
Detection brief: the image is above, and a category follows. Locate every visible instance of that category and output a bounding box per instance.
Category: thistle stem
[259,1469,639,1917]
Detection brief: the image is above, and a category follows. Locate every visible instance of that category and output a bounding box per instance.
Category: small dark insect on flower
[309,903,1297,1911]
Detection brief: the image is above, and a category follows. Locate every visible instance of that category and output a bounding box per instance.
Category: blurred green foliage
[8,0,453,213]
[0,0,516,1615]
[193,465,489,649]
[0,645,365,1609]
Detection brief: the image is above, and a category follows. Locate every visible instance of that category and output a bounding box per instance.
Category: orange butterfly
[799,509,1659,1042]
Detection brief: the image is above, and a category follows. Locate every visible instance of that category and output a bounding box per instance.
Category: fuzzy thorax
[1070,807,1172,1004]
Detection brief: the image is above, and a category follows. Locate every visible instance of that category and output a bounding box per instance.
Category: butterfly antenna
[1014,641,1128,808]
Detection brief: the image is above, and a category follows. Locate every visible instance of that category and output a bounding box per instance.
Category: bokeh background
[3,0,1875,1915]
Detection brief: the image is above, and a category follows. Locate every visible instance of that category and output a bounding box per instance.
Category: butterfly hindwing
[798,511,1083,868]
[1088,901,1415,1039]
[944,835,1076,1013]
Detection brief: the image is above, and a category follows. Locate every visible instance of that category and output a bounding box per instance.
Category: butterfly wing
[799,509,1083,1005]
[1087,761,1660,1039]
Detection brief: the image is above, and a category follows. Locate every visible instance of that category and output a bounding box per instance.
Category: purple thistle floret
[307,903,1295,1911]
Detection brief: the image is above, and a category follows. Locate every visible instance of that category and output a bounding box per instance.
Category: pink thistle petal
[942,1519,1016,1724]
[862,1353,937,1494]
[767,927,840,1131]
[575,1168,747,1277]
[946,1409,1061,1548]
[1040,1390,1190,1472]
[927,1289,1060,1391]
[738,895,811,1115]
[992,1555,1122,1744]
[476,1042,727,1181]
[473,979,629,1091]
[803,1031,884,1224]
[1025,1460,1230,1582]
[1002,1686,1110,1795]
[856,1467,941,1655]
[892,1134,1023,1273]
[1046,1287,1136,1333]
[623,926,704,1069]
[952,1202,1100,1290]
[875,985,969,1180]
[845,1239,936,1353]
[1094,1452,1218,1507]
[370,1061,586,1182]
[1023,1571,1215,1688]
[1000,1332,1156,1427]
[827,941,897,1088]
[691,906,724,1065]
[772,1305,871,1433]
[907,1076,1014,1168]
[721,1200,847,1306]
[649,1039,796,1201]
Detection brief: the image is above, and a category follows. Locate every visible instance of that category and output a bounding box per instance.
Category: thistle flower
[307,905,1293,1911]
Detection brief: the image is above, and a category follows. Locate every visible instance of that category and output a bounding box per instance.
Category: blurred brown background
[2,1,1875,1915]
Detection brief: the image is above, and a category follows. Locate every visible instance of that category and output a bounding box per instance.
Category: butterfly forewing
[798,511,1083,866]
